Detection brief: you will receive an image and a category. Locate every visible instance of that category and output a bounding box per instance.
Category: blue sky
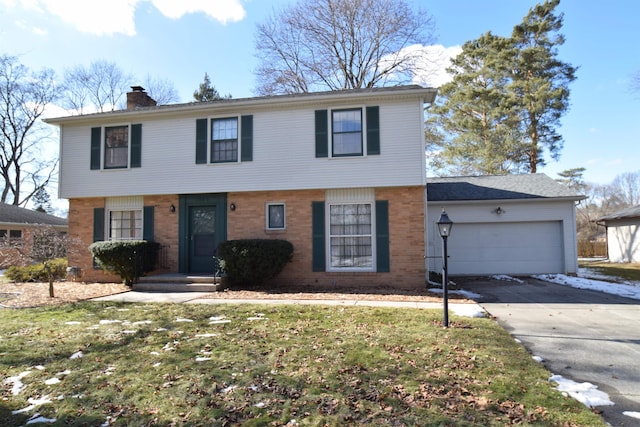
[1,0,638,188]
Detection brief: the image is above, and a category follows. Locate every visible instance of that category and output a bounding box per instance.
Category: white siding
[58,100,426,198]
[427,200,579,276]
[606,220,640,263]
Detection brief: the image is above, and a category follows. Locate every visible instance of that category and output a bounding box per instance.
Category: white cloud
[6,0,246,36]
[411,44,462,88]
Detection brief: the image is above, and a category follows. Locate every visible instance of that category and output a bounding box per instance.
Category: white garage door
[448,221,564,276]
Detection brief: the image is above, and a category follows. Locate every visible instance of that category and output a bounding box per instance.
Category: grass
[0,302,606,426]
[579,260,640,282]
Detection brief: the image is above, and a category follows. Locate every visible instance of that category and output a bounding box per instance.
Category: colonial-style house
[45,85,437,289]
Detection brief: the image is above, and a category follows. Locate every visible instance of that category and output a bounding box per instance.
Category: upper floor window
[332,109,362,156]
[104,125,129,169]
[211,118,238,163]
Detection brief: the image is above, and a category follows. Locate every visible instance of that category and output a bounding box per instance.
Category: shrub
[217,239,293,287]
[89,240,160,286]
[6,258,68,282]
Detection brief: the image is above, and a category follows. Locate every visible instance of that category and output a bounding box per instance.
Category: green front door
[179,195,226,274]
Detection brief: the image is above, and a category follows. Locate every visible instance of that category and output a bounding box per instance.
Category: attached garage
[426,174,584,277]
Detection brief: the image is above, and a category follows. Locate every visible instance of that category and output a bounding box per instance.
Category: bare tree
[143,74,180,105]
[0,55,59,207]
[62,60,134,114]
[609,170,640,207]
[254,0,436,95]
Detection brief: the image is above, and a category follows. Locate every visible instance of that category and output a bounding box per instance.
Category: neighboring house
[44,86,437,289]
[0,203,68,268]
[426,174,584,276]
[597,205,640,263]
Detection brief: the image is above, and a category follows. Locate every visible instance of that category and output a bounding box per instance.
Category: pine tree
[193,73,231,102]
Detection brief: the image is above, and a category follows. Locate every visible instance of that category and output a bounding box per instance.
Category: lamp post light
[437,209,453,328]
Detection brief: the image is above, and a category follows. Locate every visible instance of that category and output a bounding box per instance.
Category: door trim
[178,194,227,273]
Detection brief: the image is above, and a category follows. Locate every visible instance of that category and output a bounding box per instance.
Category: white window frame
[210,116,240,164]
[266,202,286,231]
[105,197,144,241]
[329,106,368,158]
[324,188,377,272]
[103,124,131,169]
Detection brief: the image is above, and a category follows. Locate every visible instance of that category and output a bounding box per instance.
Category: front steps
[133,274,223,292]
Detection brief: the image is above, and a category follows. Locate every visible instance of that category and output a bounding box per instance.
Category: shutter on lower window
[315,110,328,158]
[143,206,154,241]
[375,200,390,272]
[366,106,380,155]
[312,201,326,271]
[93,208,105,242]
[241,115,253,162]
[90,127,101,170]
[130,124,142,168]
[195,119,207,164]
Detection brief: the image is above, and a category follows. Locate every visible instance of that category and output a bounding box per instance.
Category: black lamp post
[437,209,453,327]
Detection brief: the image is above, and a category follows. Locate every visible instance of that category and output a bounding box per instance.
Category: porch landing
[134,273,222,292]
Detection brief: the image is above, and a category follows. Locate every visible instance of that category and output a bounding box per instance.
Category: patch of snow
[254,401,266,408]
[132,320,152,325]
[122,330,137,334]
[532,355,544,363]
[428,288,482,299]
[26,413,57,424]
[549,374,614,407]
[195,357,212,362]
[65,321,82,325]
[69,351,83,360]
[155,327,168,332]
[209,319,231,324]
[450,304,486,318]
[12,395,53,414]
[209,316,226,321]
[150,351,160,356]
[491,275,524,283]
[44,377,61,385]
[33,366,46,371]
[533,274,640,300]
[152,362,161,368]
[194,333,219,338]
[221,385,237,393]
[247,316,267,321]
[176,318,193,322]
[56,370,70,376]
[623,411,640,420]
[99,320,122,325]
[5,370,31,395]
[100,416,116,426]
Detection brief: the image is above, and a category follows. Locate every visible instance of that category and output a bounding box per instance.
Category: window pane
[211,118,238,162]
[332,109,362,156]
[268,204,285,229]
[329,203,372,268]
[104,126,129,168]
[109,210,142,240]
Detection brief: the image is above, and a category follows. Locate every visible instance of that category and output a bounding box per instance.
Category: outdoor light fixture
[437,209,453,327]
[230,203,236,211]
[494,206,505,215]
[169,204,176,213]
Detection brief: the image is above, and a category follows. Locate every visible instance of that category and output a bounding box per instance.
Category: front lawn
[579,260,640,282]
[0,302,605,426]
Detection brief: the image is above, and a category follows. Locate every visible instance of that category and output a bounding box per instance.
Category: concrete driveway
[455,276,640,427]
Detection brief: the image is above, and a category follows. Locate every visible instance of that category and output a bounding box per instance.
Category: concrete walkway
[93,290,474,311]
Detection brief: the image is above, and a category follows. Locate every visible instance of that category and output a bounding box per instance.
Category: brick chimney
[126,86,157,110]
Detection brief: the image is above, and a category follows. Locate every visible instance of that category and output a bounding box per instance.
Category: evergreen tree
[32,187,52,213]
[427,0,576,175]
[193,73,231,102]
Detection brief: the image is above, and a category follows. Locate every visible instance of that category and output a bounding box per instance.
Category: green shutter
[312,201,326,271]
[90,127,101,170]
[143,206,154,241]
[93,207,105,242]
[130,124,142,168]
[366,106,380,155]
[195,118,207,164]
[375,200,390,272]
[241,115,253,162]
[315,110,328,158]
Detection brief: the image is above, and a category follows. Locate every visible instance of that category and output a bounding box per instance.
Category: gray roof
[598,205,640,222]
[427,173,584,202]
[0,203,68,227]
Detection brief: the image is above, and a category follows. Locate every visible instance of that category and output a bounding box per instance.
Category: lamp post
[437,209,453,328]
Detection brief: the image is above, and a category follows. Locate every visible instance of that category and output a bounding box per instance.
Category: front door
[179,194,226,274]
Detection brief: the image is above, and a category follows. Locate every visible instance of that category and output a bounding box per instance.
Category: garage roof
[427,173,584,202]
[597,204,640,222]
